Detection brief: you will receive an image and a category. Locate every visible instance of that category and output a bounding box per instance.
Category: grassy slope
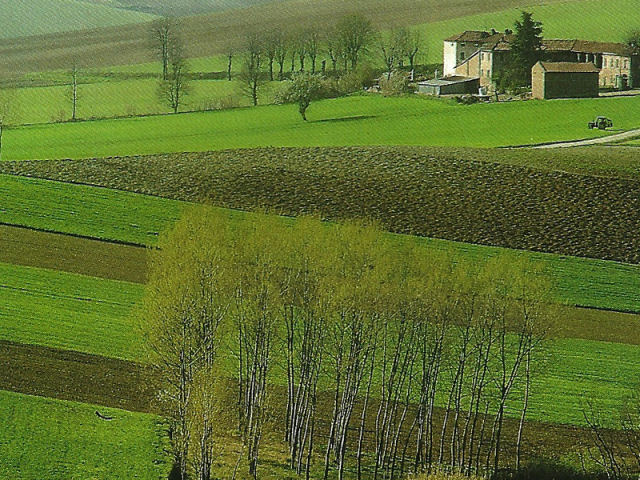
[0,261,144,361]
[0,390,167,480]
[0,0,154,40]
[2,173,639,312]
[4,94,640,161]
[0,174,183,245]
[5,78,283,125]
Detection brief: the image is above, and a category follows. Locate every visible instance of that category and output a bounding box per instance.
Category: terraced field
[2,172,639,312]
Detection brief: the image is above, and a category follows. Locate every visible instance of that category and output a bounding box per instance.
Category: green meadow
[4,94,639,161]
[0,390,167,480]
[4,77,283,125]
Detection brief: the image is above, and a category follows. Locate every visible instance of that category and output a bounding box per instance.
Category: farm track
[0,339,589,463]
[532,128,640,148]
[0,0,568,74]
[0,224,148,283]
[3,147,639,263]
[0,340,157,413]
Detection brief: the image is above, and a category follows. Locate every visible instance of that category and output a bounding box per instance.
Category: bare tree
[159,40,189,114]
[305,29,321,74]
[273,32,289,80]
[380,31,399,80]
[240,34,263,107]
[336,14,375,70]
[70,65,79,121]
[151,16,179,81]
[225,44,236,81]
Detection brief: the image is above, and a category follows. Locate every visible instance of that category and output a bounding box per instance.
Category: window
[625,60,629,69]
[616,59,620,67]
[460,52,466,60]
[603,58,607,67]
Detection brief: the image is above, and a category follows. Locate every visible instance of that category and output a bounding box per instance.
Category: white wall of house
[443,41,458,76]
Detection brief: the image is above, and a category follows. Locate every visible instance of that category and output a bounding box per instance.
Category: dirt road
[533,128,640,148]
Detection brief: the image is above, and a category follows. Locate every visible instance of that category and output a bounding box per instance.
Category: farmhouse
[531,62,600,99]
[443,30,639,91]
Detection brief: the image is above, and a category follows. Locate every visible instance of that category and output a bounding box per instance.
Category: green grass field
[3,94,639,161]
[2,173,639,312]
[0,174,184,245]
[0,390,167,480]
[4,77,283,125]
[0,0,155,40]
[0,261,144,360]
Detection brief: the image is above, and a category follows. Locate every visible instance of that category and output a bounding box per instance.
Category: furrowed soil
[0,340,156,413]
[3,146,638,263]
[0,339,588,466]
[0,224,148,283]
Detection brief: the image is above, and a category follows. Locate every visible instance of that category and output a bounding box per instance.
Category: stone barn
[532,62,600,99]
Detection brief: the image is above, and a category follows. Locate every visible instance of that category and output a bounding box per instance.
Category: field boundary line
[0,222,151,249]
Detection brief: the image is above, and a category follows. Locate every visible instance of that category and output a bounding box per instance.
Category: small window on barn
[460,52,466,60]
[616,59,620,67]
[603,58,607,67]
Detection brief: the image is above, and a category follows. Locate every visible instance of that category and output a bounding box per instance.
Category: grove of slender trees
[142,207,553,480]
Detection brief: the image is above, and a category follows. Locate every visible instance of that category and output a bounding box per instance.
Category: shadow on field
[314,115,377,123]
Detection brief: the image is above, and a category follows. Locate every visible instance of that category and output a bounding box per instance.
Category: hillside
[0,0,155,40]
[79,0,282,16]
[0,0,570,74]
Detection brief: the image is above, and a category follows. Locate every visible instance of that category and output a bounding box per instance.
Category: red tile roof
[446,31,636,57]
[536,61,600,73]
[444,31,490,42]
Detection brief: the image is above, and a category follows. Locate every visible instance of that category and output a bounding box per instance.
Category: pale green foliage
[277,72,323,121]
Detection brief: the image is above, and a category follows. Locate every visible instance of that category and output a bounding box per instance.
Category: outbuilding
[532,61,600,99]
[417,76,480,96]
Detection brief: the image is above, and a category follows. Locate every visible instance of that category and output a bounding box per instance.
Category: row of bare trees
[142,208,553,480]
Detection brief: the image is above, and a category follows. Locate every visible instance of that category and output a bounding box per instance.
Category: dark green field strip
[0,224,148,283]
[0,261,145,361]
[0,173,184,246]
[0,340,156,413]
[3,147,638,264]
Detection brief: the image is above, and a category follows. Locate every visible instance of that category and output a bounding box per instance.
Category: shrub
[379,72,414,96]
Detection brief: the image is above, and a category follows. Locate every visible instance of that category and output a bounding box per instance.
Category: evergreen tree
[499,11,543,90]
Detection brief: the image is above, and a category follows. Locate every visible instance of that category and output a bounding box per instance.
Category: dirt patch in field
[0,224,148,283]
[4,147,639,264]
[0,340,157,413]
